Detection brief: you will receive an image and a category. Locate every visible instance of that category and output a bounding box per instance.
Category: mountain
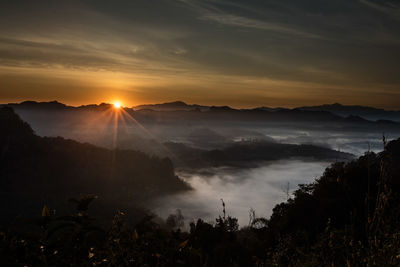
[133,101,400,122]
[133,101,209,111]
[6,100,70,110]
[298,103,400,122]
[0,107,189,222]
[132,102,392,126]
[165,140,354,169]
[249,107,290,112]
[4,101,400,140]
[7,101,400,123]
[4,101,115,112]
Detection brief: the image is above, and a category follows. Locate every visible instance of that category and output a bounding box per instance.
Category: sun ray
[118,108,182,163]
[110,107,120,179]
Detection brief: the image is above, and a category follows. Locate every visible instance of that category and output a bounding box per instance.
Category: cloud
[200,13,322,39]
[0,0,399,108]
[152,161,329,226]
[359,0,400,18]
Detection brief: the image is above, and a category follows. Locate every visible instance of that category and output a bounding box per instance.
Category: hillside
[165,140,354,169]
[1,131,400,265]
[0,107,189,223]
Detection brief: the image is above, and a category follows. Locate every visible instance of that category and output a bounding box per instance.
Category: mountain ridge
[297,103,400,121]
[3,100,400,123]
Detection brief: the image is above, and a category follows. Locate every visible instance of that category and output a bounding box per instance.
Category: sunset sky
[0,0,399,109]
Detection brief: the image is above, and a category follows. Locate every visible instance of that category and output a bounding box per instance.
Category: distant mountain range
[133,101,210,111]
[297,103,400,122]
[133,101,400,122]
[5,100,113,111]
[2,100,400,123]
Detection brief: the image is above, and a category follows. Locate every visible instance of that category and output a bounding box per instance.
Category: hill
[133,101,209,111]
[298,103,400,122]
[1,131,400,265]
[165,140,354,169]
[0,107,189,223]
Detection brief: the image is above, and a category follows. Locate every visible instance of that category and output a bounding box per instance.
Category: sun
[114,102,121,109]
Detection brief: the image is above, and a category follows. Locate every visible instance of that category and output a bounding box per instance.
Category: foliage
[0,107,189,224]
[3,106,400,266]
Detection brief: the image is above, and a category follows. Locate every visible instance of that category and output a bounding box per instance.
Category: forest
[1,106,400,266]
[0,107,188,224]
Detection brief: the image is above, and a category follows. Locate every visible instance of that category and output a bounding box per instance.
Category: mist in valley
[152,160,329,226]
[7,103,400,226]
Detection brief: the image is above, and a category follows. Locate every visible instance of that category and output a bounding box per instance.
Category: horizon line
[2,99,400,111]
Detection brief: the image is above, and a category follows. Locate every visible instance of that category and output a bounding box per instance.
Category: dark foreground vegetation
[2,106,400,266]
[0,107,188,223]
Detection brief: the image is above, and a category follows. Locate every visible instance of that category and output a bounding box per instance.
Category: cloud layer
[0,0,399,108]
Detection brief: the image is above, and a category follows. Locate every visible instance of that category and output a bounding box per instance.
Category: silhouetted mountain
[3,101,400,158]
[4,101,116,112]
[165,140,354,169]
[208,105,236,112]
[6,100,69,111]
[0,107,189,223]
[77,102,114,111]
[250,107,290,112]
[6,101,400,123]
[133,101,209,111]
[132,104,371,126]
[5,101,400,126]
[298,103,400,121]
[133,101,400,122]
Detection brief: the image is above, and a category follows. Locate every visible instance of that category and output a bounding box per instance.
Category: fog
[10,107,400,227]
[152,161,329,226]
[259,129,386,155]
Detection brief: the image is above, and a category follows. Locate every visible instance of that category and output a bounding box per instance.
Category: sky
[0,0,399,109]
